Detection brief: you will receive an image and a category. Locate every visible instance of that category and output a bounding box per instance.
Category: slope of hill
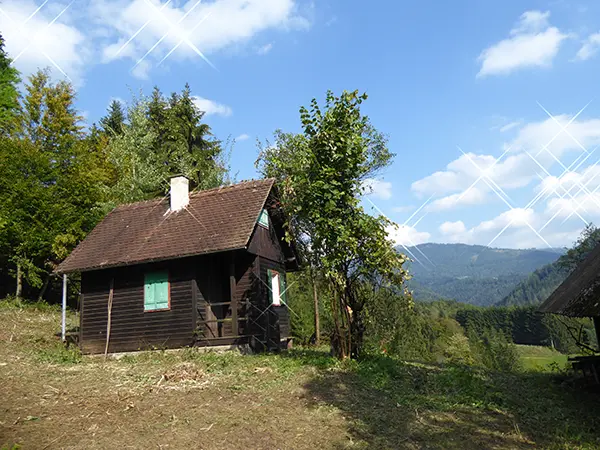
[497,262,570,307]
[401,243,563,306]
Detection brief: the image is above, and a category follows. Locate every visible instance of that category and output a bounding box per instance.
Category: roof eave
[55,245,248,275]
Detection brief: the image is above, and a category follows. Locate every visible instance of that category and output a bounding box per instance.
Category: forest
[3,26,600,449]
[1,22,598,365]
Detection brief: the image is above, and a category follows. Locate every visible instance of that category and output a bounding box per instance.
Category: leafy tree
[0,70,104,299]
[257,90,411,359]
[19,69,84,169]
[0,34,21,136]
[104,94,163,205]
[557,223,600,271]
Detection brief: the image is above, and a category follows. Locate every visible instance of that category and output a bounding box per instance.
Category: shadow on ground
[282,350,600,449]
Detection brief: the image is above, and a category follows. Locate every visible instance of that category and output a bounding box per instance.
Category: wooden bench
[569,355,600,385]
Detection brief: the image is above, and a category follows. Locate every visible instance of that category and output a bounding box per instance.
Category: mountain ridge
[400,243,564,306]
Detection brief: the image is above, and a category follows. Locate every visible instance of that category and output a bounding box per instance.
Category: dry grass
[1,301,600,450]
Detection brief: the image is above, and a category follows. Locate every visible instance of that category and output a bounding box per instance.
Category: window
[144,271,170,311]
[258,209,269,228]
[267,269,286,306]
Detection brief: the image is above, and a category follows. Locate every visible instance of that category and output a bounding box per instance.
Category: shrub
[442,333,474,365]
[468,327,521,372]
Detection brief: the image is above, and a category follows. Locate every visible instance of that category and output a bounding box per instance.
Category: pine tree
[99,99,125,136]
[0,34,21,136]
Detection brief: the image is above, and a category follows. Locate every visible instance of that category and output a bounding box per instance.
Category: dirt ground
[1,304,599,450]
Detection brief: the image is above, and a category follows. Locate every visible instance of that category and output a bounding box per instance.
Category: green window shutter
[144,277,155,310]
[279,273,287,305]
[144,271,169,311]
[258,209,269,228]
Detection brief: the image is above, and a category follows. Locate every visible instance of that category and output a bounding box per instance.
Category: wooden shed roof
[538,243,600,317]
[56,178,293,274]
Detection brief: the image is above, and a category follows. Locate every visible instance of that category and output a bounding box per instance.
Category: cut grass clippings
[1,300,600,449]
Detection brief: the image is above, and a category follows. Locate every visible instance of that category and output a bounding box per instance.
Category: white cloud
[439,220,467,235]
[257,43,273,55]
[499,120,523,132]
[386,224,430,246]
[192,96,232,117]
[92,0,310,78]
[235,133,250,141]
[474,208,538,233]
[363,178,393,200]
[412,115,600,202]
[427,187,488,212]
[477,10,569,77]
[575,32,600,61]
[0,0,90,83]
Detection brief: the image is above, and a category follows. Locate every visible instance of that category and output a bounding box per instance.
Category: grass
[516,344,570,372]
[1,301,600,449]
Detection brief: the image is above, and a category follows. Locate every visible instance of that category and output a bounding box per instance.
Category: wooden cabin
[539,244,600,382]
[56,177,300,354]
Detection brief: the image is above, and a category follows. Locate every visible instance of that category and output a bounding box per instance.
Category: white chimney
[170,176,189,212]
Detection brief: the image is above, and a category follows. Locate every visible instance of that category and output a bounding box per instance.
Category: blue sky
[3,0,600,250]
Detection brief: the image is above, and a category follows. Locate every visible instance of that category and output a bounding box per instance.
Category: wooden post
[593,317,600,352]
[312,269,320,346]
[230,253,238,337]
[16,263,22,298]
[61,274,67,341]
[104,278,115,360]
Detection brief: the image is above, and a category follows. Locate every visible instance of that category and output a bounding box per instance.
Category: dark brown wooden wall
[80,260,195,354]
[80,221,291,354]
[247,221,291,347]
[247,222,285,263]
[193,251,258,346]
[258,256,290,345]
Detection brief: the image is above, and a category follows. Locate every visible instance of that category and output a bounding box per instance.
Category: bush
[468,327,521,372]
[442,333,474,365]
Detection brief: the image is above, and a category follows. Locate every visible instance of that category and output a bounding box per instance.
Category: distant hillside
[498,224,600,307]
[401,243,563,306]
[497,262,570,307]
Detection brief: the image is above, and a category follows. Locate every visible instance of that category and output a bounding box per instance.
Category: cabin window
[258,209,269,228]
[267,269,286,306]
[144,271,170,311]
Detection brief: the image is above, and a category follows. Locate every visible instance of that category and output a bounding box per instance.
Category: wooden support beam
[594,316,600,352]
[230,253,238,337]
[61,274,67,341]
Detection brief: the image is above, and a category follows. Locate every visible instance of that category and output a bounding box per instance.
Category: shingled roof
[538,242,600,318]
[57,178,281,274]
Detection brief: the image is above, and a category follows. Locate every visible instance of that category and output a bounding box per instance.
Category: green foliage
[286,271,333,344]
[257,90,410,359]
[467,326,522,372]
[557,222,600,271]
[99,99,125,136]
[0,34,21,136]
[499,261,569,306]
[0,64,230,300]
[456,305,596,353]
[34,342,82,365]
[104,86,229,206]
[0,70,107,298]
[405,243,562,305]
[103,94,163,205]
[499,223,600,308]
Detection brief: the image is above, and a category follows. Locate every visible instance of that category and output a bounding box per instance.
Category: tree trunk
[329,283,347,359]
[37,274,51,302]
[312,271,320,346]
[15,263,22,298]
